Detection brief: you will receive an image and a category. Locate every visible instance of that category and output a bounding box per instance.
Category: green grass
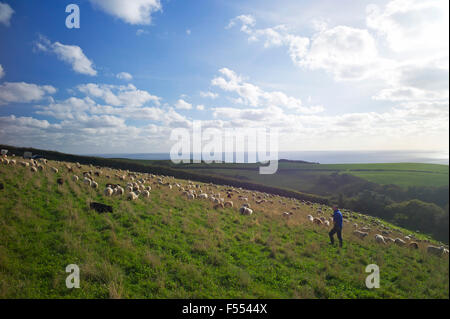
[166,162,449,193]
[0,161,448,298]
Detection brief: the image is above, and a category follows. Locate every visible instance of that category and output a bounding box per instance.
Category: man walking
[329,205,343,247]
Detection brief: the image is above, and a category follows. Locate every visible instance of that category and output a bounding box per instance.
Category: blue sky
[0,0,448,154]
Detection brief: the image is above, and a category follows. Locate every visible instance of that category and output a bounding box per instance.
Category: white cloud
[89,0,161,25]
[196,104,205,111]
[116,72,133,81]
[36,36,97,76]
[0,64,4,79]
[227,15,385,81]
[211,68,323,113]
[175,99,192,110]
[226,15,255,31]
[0,2,14,26]
[186,29,191,35]
[136,29,148,36]
[298,26,381,81]
[366,0,449,54]
[200,91,218,99]
[77,83,160,107]
[0,82,56,105]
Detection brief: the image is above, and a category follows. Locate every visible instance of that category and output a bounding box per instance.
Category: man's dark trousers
[329,225,343,247]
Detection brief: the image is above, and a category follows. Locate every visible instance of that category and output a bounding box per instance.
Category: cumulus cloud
[200,91,218,99]
[228,15,383,81]
[89,0,161,25]
[298,26,381,81]
[116,72,133,81]
[175,99,192,110]
[35,36,97,76]
[0,2,14,26]
[196,104,205,111]
[211,68,323,113]
[0,82,56,105]
[77,83,160,107]
[0,64,4,79]
[366,0,449,54]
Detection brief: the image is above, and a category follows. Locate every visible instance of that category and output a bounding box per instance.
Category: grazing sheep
[104,187,113,197]
[214,203,225,209]
[127,192,138,201]
[375,234,386,244]
[91,181,98,189]
[186,193,195,200]
[10,160,16,165]
[313,218,323,225]
[72,175,79,182]
[353,230,369,239]
[239,206,253,216]
[307,215,314,222]
[324,220,330,227]
[142,190,150,198]
[84,177,92,186]
[115,187,124,196]
[224,201,233,208]
[51,167,58,173]
[394,238,406,246]
[30,167,37,172]
[409,242,419,249]
[20,162,30,167]
[384,237,395,243]
[283,212,293,218]
[427,245,446,257]
[198,193,208,199]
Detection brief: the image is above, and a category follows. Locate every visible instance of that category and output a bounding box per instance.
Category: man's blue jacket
[333,209,343,229]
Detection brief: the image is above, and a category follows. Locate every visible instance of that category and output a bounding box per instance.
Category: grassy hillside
[0,158,448,298]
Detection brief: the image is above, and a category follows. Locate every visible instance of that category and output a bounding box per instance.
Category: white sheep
[353,230,369,238]
[84,177,92,187]
[115,187,124,196]
[72,175,79,182]
[198,193,208,199]
[127,192,138,201]
[142,190,150,198]
[104,187,113,196]
[239,206,253,216]
[427,245,446,257]
[375,234,386,244]
[51,167,58,173]
[91,181,98,189]
[307,215,314,222]
[224,201,233,208]
[394,238,406,246]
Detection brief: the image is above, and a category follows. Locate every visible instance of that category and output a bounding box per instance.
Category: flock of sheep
[1,154,449,258]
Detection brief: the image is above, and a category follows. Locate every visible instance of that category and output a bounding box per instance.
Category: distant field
[165,162,450,190]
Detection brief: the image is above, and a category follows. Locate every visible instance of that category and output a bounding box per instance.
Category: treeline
[0,144,329,205]
[323,173,449,243]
